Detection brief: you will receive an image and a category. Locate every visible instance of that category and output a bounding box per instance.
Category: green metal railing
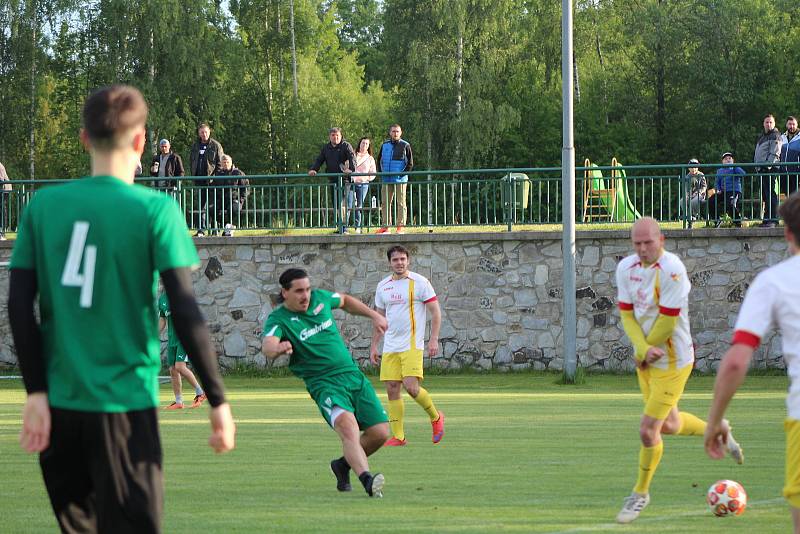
[1,162,798,234]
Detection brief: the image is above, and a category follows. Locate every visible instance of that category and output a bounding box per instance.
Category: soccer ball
[707,479,747,517]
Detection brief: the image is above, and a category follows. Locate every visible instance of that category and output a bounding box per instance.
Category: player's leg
[92,409,164,533]
[174,354,205,408]
[400,349,444,443]
[361,422,391,456]
[333,410,384,497]
[783,418,800,533]
[381,351,406,444]
[165,347,184,409]
[40,408,98,533]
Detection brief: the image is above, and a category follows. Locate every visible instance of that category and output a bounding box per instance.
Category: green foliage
[0,0,797,179]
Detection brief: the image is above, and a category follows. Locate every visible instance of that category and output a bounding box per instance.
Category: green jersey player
[262,268,390,497]
[158,292,206,409]
[9,85,235,533]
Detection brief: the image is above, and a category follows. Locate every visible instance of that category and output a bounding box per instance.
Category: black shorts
[40,407,163,534]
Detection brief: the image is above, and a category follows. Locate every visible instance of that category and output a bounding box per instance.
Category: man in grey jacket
[754,114,782,227]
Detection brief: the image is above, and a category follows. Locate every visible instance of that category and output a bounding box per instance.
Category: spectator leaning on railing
[212,154,249,237]
[308,127,356,235]
[684,158,708,228]
[349,137,377,234]
[376,124,413,235]
[0,161,10,240]
[189,122,224,237]
[754,114,783,228]
[780,116,800,198]
[712,152,745,227]
[150,138,185,190]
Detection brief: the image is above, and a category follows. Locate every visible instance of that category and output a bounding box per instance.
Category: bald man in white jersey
[706,193,800,533]
[615,217,743,524]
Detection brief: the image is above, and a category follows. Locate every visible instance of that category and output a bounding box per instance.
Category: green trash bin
[502,173,530,224]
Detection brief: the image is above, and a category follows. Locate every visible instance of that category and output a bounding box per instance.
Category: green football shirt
[10,175,199,412]
[262,288,358,381]
[157,292,184,350]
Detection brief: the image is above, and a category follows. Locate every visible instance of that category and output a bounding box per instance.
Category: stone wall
[0,229,789,372]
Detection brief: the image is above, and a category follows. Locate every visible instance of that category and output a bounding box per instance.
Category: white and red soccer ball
[707,479,747,517]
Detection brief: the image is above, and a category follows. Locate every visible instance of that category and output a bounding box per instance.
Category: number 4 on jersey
[61,221,97,308]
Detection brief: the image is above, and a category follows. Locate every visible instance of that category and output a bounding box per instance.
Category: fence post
[504,173,513,232]
[336,174,344,233]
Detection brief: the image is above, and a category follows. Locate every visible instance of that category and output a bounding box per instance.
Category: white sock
[175,394,183,404]
[195,386,204,395]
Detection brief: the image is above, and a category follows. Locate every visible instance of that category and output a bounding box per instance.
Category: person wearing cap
[149,138,185,191]
[711,152,745,227]
[754,114,782,227]
[683,158,708,228]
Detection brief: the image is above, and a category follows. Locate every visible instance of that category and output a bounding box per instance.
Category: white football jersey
[615,250,694,370]
[374,271,437,353]
[733,254,800,418]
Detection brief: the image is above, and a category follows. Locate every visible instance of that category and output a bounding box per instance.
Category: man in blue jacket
[712,152,745,227]
[376,124,413,234]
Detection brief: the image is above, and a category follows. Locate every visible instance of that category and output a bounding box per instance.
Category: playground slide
[588,163,641,222]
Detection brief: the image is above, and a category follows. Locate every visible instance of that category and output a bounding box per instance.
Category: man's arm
[261,335,293,360]
[346,142,357,174]
[159,316,166,333]
[8,268,51,453]
[426,299,441,356]
[705,343,753,459]
[175,154,185,176]
[618,305,650,361]
[339,293,388,335]
[404,143,414,172]
[309,145,325,174]
[369,307,386,365]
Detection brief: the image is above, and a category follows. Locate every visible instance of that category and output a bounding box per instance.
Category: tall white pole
[562,0,577,380]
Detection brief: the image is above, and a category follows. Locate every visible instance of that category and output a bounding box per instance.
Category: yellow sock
[676,412,707,436]
[413,387,440,421]
[633,442,663,494]
[387,399,405,440]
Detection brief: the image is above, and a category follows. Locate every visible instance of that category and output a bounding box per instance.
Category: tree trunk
[453,28,463,168]
[29,0,37,181]
[595,33,609,125]
[654,0,666,156]
[573,52,580,104]
[289,0,298,101]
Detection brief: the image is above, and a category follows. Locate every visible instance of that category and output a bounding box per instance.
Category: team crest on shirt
[324,397,332,406]
[313,303,324,315]
[671,272,680,282]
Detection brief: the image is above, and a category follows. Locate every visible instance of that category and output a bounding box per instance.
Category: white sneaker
[616,492,649,523]
[354,228,362,234]
[223,223,235,237]
[369,473,384,498]
[723,419,744,465]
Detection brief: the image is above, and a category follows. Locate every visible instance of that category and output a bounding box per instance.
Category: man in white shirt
[706,193,800,533]
[370,245,444,446]
[615,217,743,524]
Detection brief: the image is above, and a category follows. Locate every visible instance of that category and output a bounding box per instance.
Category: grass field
[0,373,792,533]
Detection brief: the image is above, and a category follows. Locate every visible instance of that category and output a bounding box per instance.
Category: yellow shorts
[784,419,800,508]
[380,348,423,381]
[636,364,692,420]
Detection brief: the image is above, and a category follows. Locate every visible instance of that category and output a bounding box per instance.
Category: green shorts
[166,344,189,367]
[305,370,388,430]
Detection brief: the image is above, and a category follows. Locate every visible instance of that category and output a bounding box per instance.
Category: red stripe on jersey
[423,296,438,304]
[732,330,761,348]
[658,306,681,317]
[618,301,634,311]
